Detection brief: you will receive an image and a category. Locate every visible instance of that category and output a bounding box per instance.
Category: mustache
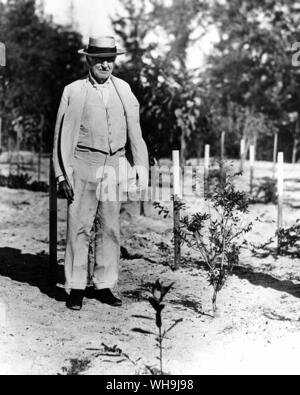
[96,65,110,72]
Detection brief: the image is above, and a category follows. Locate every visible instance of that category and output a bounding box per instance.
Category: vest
[77,80,127,153]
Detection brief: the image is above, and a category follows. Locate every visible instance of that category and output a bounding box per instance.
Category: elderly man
[52,36,149,311]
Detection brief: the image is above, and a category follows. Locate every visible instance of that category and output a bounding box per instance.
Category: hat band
[86,46,117,54]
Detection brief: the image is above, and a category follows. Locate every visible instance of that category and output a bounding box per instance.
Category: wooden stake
[16,123,20,176]
[8,135,12,175]
[249,145,255,195]
[220,132,225,186]
[277,152,284,254]
[204,144,210,196]
[240,139,245,172]
[292,121,299,165]
[172,150,181,270]
[221,132,225,162]
[0,117,2,152]
[0,43,5,67]
[272,132,278,179]
[0,43,5,156]
[38,115,44,182]
[49,154,57,283]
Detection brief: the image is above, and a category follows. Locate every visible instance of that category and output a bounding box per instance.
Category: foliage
[112,0,300,163]
[277,220,300,256]
[251,219,300,258]
[251,177,277,204]
[207,0,300,161]
[153,201,170,218]
[180,170,253,314]
[132,279,182,375]
[0,172,48,192]
[0,0,85,152]
[112,0,209,163]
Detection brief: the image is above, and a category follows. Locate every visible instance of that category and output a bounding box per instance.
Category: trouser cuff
[93,282,117,290]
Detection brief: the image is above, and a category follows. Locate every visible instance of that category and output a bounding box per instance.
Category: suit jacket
[52,75,149,189]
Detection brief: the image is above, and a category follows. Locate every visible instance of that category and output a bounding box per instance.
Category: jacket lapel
[60,79,88,181]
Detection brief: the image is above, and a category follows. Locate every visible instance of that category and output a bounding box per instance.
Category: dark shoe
[66,290,84,311]
[95,289,122,307]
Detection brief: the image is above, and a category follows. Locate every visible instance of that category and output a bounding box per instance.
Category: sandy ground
[1,158,300,375]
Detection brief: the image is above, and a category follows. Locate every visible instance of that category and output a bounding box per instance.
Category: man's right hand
[58,180,74,203]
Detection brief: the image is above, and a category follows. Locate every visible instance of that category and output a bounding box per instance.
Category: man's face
[87,56,116,82]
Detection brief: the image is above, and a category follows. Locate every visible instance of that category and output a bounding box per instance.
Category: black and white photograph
[1,0,300,377]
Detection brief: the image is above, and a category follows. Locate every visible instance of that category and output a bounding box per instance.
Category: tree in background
[0,0,85,153]
[112,0,209,164]
[207,0,300,161]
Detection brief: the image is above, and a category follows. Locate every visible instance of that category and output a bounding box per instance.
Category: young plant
[251,219,300,258]
[180,171,253,315]
[277,220,300,256]
[153,201,170,219]
[132,280,182,375]
[251,177,277,204]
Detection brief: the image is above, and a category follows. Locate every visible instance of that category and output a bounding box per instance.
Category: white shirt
[89,72,111,108]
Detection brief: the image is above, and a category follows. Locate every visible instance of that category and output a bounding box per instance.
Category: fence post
[240,138,245,172]
[204,144,210,196]
[272,132,278,179]
[8,135,12,175]
[16,123,20,176]
[0,43,6,67]
[172,150,181,270]
[0,43,5,155]
[49,154,57,283]
[220,132,225,186]
[277,152,284,254]
[249,145,255,195]
[38,115,44,182]
[0,117,2,154]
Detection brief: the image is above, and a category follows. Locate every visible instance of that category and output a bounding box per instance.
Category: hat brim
[78,49,126,57]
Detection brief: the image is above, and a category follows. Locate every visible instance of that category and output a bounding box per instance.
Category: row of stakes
[172,137,285,270]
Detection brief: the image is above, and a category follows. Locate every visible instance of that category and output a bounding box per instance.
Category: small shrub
[28,180,49,192]
[251,220,300,258]
[277,220,300,256]
[0,172,31,189]
[0,173,49,192]
[251,177,277,204]
[180,171,253,315]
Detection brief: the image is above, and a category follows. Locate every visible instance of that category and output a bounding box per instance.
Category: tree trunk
[292,120,299,165]
[212,287,218,316]
[180,129,186,166]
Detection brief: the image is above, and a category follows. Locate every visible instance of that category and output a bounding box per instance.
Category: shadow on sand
[233,265,300,299]
[0,247,66,302]
[1,247,300,305]
[193,259,300,299]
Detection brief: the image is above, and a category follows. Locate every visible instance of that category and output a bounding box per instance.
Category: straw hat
[78,36,125,57]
